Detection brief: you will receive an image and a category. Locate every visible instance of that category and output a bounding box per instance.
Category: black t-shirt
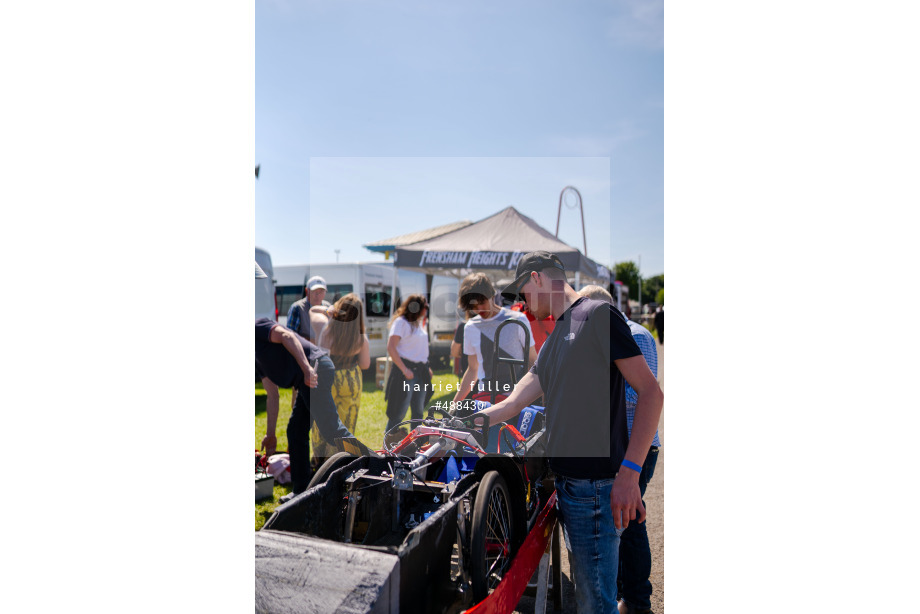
[255,317,328,388]
[453,321,469,374]
[531,298,642,479]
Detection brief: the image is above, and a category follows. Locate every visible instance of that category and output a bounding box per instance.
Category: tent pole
[382,254,399,399]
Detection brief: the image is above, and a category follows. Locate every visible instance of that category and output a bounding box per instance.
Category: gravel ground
[511,339,665,614]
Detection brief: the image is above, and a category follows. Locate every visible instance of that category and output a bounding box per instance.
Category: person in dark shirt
[450,316,469,377]
[483,251,663,614]
[255,317,353,499]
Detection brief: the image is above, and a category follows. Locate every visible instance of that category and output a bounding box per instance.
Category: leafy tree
[612,261,641,301]
[655,288,664,305]
[642,274,664,305]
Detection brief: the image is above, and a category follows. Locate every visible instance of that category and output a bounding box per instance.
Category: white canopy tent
[369,206,611,387]
[392,206,610,287]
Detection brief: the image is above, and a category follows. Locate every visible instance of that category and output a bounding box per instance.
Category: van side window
[275,286,304,318]
[325,284,354,305]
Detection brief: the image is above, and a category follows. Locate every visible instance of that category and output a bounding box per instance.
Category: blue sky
[256,0,663,276]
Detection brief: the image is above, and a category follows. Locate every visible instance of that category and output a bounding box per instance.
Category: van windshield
[365,284,393,318]
[275,286,303,319]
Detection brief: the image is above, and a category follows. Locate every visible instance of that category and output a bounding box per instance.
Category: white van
[428,275,461,366]
[273,264,310,326]
[273,262,458,364]
[255,247,276,321]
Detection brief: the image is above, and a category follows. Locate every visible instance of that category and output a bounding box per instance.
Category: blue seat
[480,404,545,454]
[516,405,544,438]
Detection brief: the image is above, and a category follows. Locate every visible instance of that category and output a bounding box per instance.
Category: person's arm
[358,335,371,370]
[260,377,280,457]
[387,335,414,380]
[610,354,664,529]
[450,340,463,374]
[269,325,318,388]
[478,371,543,424]
[526,345,537,370]
[522,317,536,369]
[452,353,479,402]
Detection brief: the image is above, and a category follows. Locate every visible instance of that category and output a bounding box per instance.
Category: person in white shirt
[451,272,536,405]
[384,294,433,432]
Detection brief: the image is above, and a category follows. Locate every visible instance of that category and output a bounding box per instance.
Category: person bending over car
[255,317,354,500]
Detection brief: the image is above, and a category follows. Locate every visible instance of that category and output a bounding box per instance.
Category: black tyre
[306,452,356,490]
[470,471,515,601]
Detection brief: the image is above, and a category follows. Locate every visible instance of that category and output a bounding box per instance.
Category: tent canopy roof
[362,220,473,254]
[393,207,610,283]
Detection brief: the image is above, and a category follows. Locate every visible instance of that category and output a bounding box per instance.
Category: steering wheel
[425,405,457,421]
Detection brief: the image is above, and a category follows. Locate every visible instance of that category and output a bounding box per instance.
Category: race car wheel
[307,452,356,490]
[470,471,515,601]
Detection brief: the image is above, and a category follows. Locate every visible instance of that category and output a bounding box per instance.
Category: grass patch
[254,367,460,530]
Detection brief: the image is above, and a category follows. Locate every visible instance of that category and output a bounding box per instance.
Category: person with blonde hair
[384,294,433,433]
[255,318,354,502]
[578,284,615,303]
[308,293,370,462]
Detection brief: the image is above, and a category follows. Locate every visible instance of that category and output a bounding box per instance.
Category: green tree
[612,261,641,301]
[642,274,664,305]
[655,288,664,305]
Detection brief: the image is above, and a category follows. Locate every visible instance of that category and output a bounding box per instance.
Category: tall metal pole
[556,186,588,257]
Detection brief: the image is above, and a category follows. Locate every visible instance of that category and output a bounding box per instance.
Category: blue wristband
[620,459,642,474]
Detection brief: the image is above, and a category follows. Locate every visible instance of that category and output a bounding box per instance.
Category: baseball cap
[306,276,327,291]
[500,251,566,301]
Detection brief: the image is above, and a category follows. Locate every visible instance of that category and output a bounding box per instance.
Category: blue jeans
[556,475,624,614]
[617,447,659,610]
[385,384,427,432]
[384,360,430,432]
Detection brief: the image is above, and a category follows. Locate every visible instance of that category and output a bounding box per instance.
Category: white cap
[306,276,327,291]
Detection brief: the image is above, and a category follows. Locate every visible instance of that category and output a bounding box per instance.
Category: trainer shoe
[278,491,296,504]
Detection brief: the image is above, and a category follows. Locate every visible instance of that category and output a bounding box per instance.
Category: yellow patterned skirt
[311,364,362,463]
